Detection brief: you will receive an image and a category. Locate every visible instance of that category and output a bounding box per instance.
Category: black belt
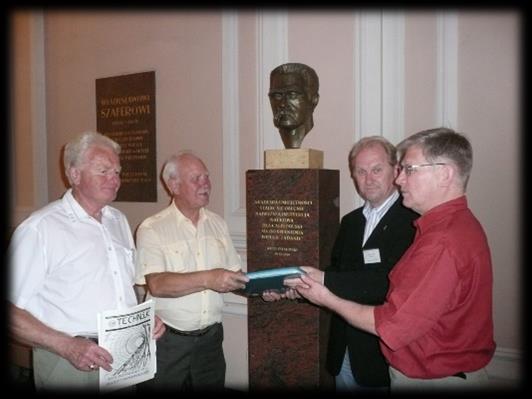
[452,372,467,379]
[75,335,98,344]
[166,323,219,337]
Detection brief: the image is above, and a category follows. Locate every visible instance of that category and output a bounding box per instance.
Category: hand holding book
[237,266,306,297]
[270,266,323,301]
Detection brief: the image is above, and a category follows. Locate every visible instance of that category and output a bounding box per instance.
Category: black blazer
[324,197,418,387]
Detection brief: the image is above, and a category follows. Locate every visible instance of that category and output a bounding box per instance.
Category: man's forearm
[9,302,72,356]
[145,271,209,298]
[325,295,377,335]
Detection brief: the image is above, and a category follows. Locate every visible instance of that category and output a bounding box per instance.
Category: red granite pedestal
[246,169,339,390]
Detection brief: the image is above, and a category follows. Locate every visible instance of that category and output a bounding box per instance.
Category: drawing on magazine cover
[98,300,156,391]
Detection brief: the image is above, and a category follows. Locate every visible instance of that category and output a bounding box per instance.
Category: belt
[166,323,219,337]
[75,335,98,344]
[452,372,467,379]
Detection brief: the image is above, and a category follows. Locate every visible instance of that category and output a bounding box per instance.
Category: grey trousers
[139,322,225,392]
[32,348,136,393]
[33,348,99,392]
[389,365,490,392]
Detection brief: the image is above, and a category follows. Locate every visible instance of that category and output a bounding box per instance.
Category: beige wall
[10,10,521,387]
[10,13,34,208]
[41,11,226,231]
[458,12,521,352]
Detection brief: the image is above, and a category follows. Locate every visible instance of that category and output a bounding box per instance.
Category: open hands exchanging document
[261,266,330,306]
[283,266,332,308]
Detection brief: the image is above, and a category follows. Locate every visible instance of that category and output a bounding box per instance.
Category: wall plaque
[96,71,157,202]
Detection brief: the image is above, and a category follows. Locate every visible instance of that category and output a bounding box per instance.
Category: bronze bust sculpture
[268,63,320,149]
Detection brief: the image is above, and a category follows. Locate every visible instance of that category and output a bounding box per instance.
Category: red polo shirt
[374,196,495,378]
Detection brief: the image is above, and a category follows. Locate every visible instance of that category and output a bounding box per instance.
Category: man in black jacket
[265,136,418,391]
[323,136,418,391]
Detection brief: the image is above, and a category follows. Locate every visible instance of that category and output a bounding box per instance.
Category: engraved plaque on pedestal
[246,169,339,390]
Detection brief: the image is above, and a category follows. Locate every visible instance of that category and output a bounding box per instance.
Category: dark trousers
[139,323,226,392]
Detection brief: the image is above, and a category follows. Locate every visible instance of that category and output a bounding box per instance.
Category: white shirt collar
[362,190,399,219]
[62,188,114,222]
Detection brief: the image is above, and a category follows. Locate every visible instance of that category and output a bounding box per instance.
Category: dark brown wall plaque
[96,71,157,202]
[246,169,339,390]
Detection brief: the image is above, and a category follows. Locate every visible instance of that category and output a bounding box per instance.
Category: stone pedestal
[264,148,323,169]
[246,169,339,390]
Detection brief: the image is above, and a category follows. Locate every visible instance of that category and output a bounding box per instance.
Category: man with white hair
[135,151,248,391]
[9,131,165,391]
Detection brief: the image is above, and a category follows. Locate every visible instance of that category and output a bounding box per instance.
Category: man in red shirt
[288,127,495,391]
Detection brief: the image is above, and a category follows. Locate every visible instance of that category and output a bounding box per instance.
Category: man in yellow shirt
[135,151,248,391]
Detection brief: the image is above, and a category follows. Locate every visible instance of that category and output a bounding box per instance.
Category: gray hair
[348,136,398,171]
[161,150,200,188]
[63,131,120,184]
[397,127,473,189]
[270,63,319,99]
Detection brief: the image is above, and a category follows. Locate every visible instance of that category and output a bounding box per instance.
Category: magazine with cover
[239,266,306,296]
[97,299,156,392]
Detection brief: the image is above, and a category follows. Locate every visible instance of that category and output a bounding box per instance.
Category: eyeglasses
[399,163,447,176]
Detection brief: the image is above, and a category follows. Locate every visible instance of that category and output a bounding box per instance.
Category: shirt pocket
[164,241,196,272]
[202,237,227,269]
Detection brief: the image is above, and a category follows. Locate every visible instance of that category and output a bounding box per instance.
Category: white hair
[161,150,200,189]
[63,131,120,184]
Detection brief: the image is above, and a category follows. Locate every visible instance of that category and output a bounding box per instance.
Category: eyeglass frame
[398,162,447,176]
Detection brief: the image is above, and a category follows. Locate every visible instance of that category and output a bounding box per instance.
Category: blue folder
[239,266,305,296]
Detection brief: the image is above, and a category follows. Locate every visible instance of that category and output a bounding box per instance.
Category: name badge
[363,248,381,264]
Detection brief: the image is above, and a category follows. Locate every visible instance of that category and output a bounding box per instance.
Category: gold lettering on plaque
[254,199,313,255]
[99,95,152,118]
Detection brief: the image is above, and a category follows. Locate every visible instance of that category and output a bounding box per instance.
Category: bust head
[268,63,320,149]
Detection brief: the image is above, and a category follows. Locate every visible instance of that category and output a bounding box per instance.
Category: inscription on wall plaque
[96,71,157,202]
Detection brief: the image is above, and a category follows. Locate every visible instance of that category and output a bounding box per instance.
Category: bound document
[239,266,306,296]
